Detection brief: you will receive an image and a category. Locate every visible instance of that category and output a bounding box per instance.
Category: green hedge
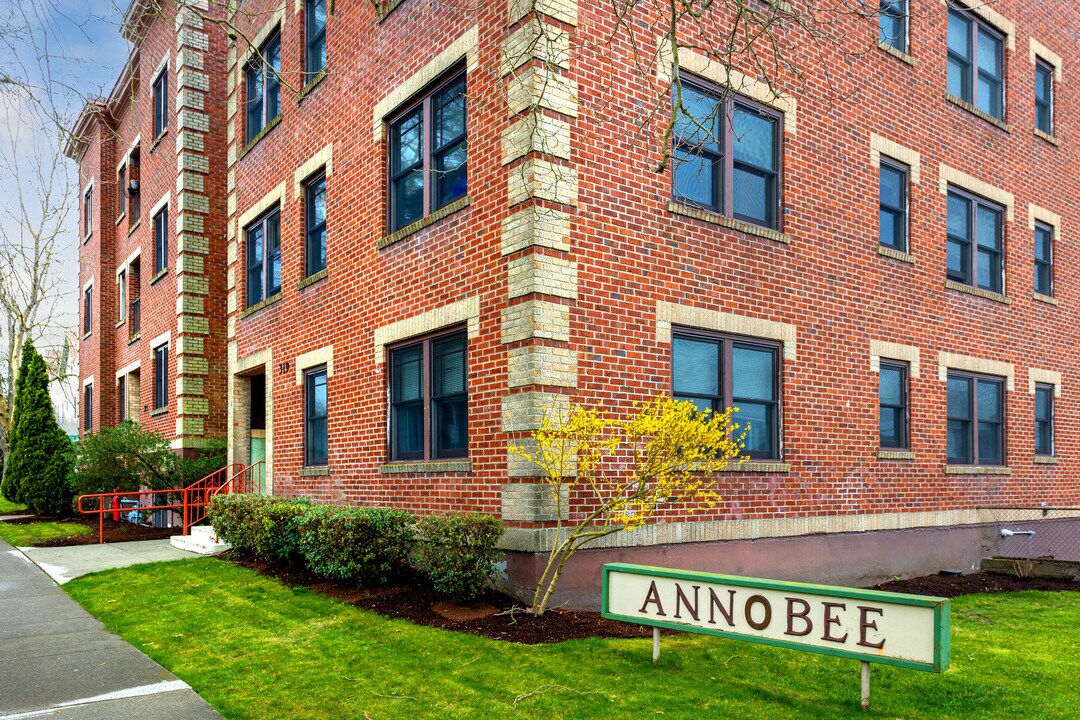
[296,505,414,585]
[207,494,271,555]
[416,513,504,600]
[256,499,312,564]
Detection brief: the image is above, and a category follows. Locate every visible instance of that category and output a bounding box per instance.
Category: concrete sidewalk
[20,540,198,585]
[0,539,222,719]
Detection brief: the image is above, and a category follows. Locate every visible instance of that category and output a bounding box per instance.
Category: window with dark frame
[1034,221,1053,297]
[153,206,168,275]
[672,330,781,460]
[83,286,92,335]
[153,69,168,138]
[879,0,908,53]
[306,0,327,77]
[245,31,282,143]
[304,366,328,467]
[117,164,126,218]
[672,78,782,230]
[246,208,281,307]
[947,6,1004,119]
[1035,59,1054,135]
[389,329,468,461]
[879,159,908,252]
[879,361,909,449]
[128,150,141,224]
[946,187,1003,293]
[305,173,327,276]
[118,269,126,322]
[153,343,169,411]
[388,70,467,233]
[118,375,127,423]
[83,384,92,431]
[1034,383,1054,457]
[946,372,1004,466]
[84,187,93,237]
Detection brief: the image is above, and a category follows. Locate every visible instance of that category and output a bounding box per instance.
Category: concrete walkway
[0,539,222,719]
[20,540,198,585]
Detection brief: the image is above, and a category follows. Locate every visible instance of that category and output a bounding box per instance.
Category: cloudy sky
[0,0,130,428]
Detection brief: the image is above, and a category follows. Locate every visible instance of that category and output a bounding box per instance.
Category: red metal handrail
[76,461,263,543]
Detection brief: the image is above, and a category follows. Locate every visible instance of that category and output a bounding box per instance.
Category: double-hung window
[879,1,908,53]
[246,209,281,307]
[389,329,468,461]
[1034,383,1054,457]
[153,343,169,411]
[84,187,93,237]
[947,6,1004,119]
[245,32,282,143]
[118,269,127,322]
[153,207,168,275]
[83,286,92,335]
[304,366,329,466]
[879,361,909,449]
[672,330,781,459]
[879,159,909,252]
[1035,59,1054,135]
[306,0,327,77]
[305,173,327,276]
[673,79,782,229]
[118,375,127,423]
[153,69,168,138]
[946,188,1003,293]
[946,372,1004,466]
[83,384,92,431]
[1034,221,1053,297]
[117,164,127,218]
[388,71,467,233]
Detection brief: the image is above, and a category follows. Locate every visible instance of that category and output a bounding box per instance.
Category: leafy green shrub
[175,438,228,488]
[255,499,312,564]
[297,505,414,585]
[69,422,175,497]
[415,513,504,600]
[207,494,271,554]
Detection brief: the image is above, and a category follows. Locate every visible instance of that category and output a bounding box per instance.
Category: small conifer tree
[1,342,35,504]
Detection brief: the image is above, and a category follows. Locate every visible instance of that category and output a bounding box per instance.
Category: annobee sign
[602,563,950,673]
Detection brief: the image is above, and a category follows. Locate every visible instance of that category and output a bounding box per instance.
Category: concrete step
[169,525,231,555]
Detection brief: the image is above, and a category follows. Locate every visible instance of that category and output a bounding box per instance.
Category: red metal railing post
[183,487,190,535]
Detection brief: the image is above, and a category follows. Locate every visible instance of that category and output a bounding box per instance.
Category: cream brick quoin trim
[1029,38,1063,79]
[237,182,286,232]
[656,301,797,361]
[870,340,920,378]
[295,345,334,386]
[115,360,141,379]
[371,26,479,141]
[870,134,921,184]
[1028,368,1062,398]
[292,144,333,199]
[1027,203,1061,234]
[657,40,798,135]
[938,351,1015,391]
[373,297,481,365]
[938,164,1015,222]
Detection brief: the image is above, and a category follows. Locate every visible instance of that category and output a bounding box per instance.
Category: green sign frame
[601,563,950,673]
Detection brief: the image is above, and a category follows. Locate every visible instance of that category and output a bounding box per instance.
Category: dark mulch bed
[3,515,175,546]
[873,572,1079,598]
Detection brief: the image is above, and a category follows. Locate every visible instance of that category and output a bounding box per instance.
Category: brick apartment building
[74,0,1080,606]
[67,0,229,454]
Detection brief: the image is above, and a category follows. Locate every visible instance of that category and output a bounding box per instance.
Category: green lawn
[0,521,92,547]
[0,497,27,513]
[64,559,1079,720]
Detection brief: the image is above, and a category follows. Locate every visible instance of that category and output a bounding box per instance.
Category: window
[153,206,168,275]
[245,31,282,143]
[879,362,909,449]
[879,159,908,252]
[1034,221,1053,297]
[128,149,141,223]
[118,269,127,322]
[153,69,168,138]
[304,366,328,466]
[246,209,281,306]
[83,286,92,335]
[389,329,468,461]
[947,7,1004,119]
[673,79,782,229]
[879,0,907,53]
[1035,383,1053,457]
[947,372,1004,465]
[306,0,327,77]
[153,344,169,411]
[117,164,126,218]
[672,330,780,459]
[1035,59,1053,135]
[118,375,127,423]
[946,188,1003,293]
[83,384,92,431]
[84,187,93,237]
[305,173,327,276]
[388,70,467,232]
